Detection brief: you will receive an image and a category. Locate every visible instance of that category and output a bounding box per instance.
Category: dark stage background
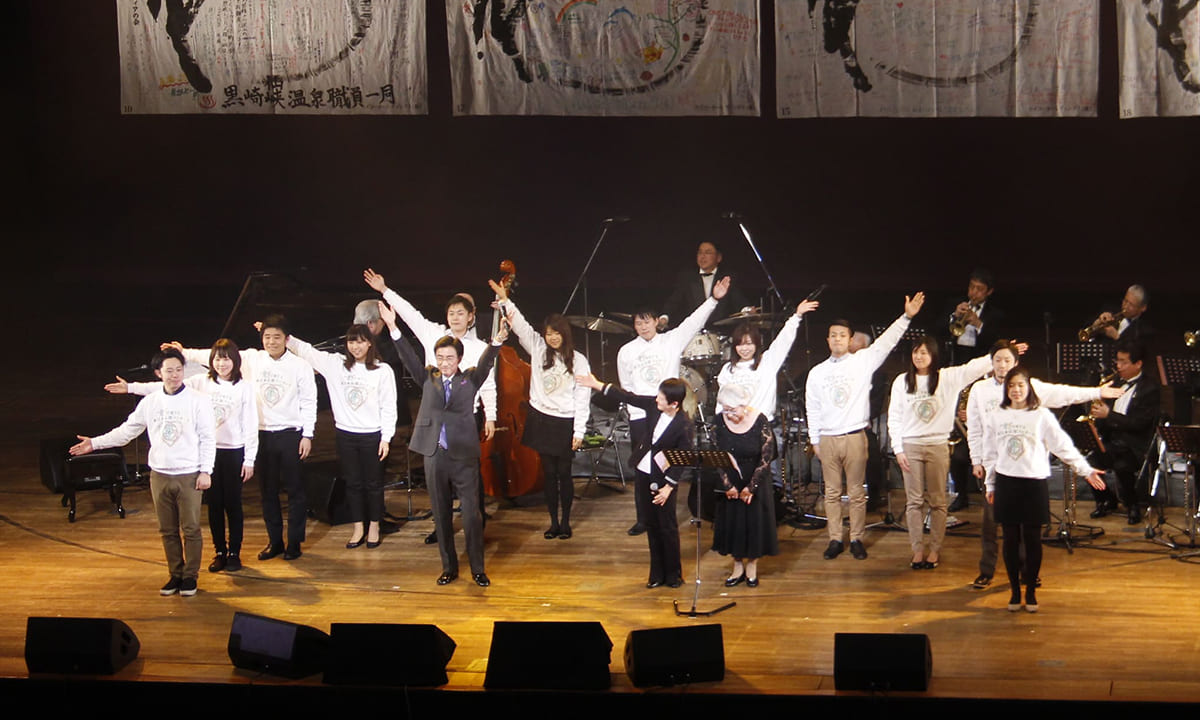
[9,1,1199,373]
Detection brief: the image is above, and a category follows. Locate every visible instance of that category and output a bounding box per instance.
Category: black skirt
[521,406,574,458]
[993,473,1050,525]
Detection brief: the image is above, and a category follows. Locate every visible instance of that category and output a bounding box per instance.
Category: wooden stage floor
[4,424,1200,708]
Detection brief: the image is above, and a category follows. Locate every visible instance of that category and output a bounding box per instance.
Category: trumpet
[1186,330,1199,348]
[949,305,977,337]
[1078,312,1123,342]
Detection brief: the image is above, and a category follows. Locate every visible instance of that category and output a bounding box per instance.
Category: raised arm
[380,300,427,379]
[367,267,448,352]
[285,334,341,378]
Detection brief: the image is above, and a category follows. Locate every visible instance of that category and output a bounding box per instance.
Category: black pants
[426,447,485,575]
[629,418,648,526]
[258,429,306,549]
[541,452,574,527]
[635,472,681,585]
[207,447,245,554]
[1001,523,1042,597]
[1089,445,1146,511]
[337,429,384,523]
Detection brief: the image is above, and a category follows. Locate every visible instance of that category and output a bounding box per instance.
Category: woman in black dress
[711,384,778,587]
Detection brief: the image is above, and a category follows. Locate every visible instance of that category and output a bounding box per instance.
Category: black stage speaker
[833,632,932,691]
[324,623,456,686]
[25,617,140,675]
[228,612,330,679]
[624,624,725,687]
[484,621,612,690]
[304,461,353,525]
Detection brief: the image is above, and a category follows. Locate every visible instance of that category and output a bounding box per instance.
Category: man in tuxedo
[660,241,751,331]
[1091,284,1154,347]
[1088,341,1161,525]
[383,302,504,587]
[940,268,1004,364]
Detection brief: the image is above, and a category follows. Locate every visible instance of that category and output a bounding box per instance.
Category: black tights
[540,453,574,529]
[1001,523,1041,602]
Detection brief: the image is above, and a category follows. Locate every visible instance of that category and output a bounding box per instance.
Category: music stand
[1048,418,1106,552]
[1056,342,1113,383]
[660,448,737,618]
[1159,425,1200,556]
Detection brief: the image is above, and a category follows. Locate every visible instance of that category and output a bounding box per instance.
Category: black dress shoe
[746,577,759,588]
[645,579,664,589]
[823,540,844,560]
[346,537,366,549]
[947,495,968,513]
[558,524,572,539]
[725,573,746,587]
[544,526,560,540]
[424,531,438,545]
[258,544,284,561]
[224,553,242,572]
[666,578,684,588]
[208,553,227,573]
[366,539,382,549]
[628,523,646,536]
[1090,503,1111,519]
[437,571,458,585]
[473,573,490,587]
[1128,507,1142,525]
[283,546,302,561]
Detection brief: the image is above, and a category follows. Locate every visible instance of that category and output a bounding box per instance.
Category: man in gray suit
[381,301,504,587]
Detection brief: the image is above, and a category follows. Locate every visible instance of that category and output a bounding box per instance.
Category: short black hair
[969,267,995,290]
[828,318,853,334]
[434,335,464,360]
[152,347,186,371]
[1115,340,1146,365]
[659,377,687,408]
[260,313,290,336]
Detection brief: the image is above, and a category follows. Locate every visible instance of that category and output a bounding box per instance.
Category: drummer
[716,299,820,421]
[616,276,732,535]
[660,241,753,332]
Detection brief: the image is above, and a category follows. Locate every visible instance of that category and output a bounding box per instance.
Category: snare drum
[682,330,723,366]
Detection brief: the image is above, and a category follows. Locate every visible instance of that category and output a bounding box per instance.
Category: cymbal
[711,311,787,329]
[564,315,635,335]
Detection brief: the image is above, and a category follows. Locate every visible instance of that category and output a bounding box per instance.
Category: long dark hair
[903,335,941,395]
[731,322,763,371]
[541,313,576,375]
[208,339,243,383]
[343,324,380,370]
[1000,364,1041,410]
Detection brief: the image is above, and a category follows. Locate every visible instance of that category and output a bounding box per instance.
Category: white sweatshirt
[92,385,216,475]
[716,312,804,421]
[966,377,1102,467]
[980,406,1095,491]
[127,374,258,466]
[286,336,397,440]
[500,299,592,439]
[887,355,992,453]
[181,346,317,437]
[617,297,717,421]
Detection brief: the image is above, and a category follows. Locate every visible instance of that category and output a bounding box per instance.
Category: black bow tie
[700,272,714,277]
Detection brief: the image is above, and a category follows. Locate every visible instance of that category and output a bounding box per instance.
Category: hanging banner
[117,0,426,115]
[1119,0,1200,117]
[776,0,1098,118]
[448,0,761,116]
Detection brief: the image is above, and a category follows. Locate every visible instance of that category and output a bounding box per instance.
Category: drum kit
[566,309,819,521]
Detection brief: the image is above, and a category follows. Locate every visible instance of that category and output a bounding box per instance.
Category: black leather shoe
[208,553,227,573]
[283,546,302,561]
[1128,506,1142,525]
[628,523,646,536]
[947,494,968,513]
[258,544,284,561]
[972,574,992,589]
[849,540,868,560]
[1090,502,1111,519]
[823,540,844,560]
[346,537,366,549]
[437,571,458,585]
[725,573,746,587]
[224,553,242,572]
[544,526,560,540]
[473,573,490,587]
[558,524,572,539]
[646,579,664,589]
[424,531,438,545]
[366,539,381,549]
[666,578,684,588]
[746,577,759,588]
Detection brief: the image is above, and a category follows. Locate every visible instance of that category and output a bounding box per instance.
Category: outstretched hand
[377,300,397,329]
[488,278,509,302]
[104,376,129,394]
[575,372,604,391]
[795,299,819,317]
[1086,469,1106,491]
[904,291,926,318]
[712,276,730,300]
[363,268,387,293]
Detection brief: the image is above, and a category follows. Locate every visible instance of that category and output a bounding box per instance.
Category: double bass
[479,260,544,498]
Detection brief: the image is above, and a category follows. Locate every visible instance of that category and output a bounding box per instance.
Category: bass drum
[681,330,724,367]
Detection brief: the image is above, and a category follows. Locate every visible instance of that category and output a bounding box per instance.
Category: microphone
[119,363,152,373]
[603,216,631,224]
[720,211,743,219]
[649,482,659,496]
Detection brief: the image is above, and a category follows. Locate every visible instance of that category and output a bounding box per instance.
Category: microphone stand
[662,448,737,618]
[562,217,628,369]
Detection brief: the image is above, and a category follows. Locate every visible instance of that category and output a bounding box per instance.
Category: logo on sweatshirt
[1005,435,1025,461]
[346,386,366,411]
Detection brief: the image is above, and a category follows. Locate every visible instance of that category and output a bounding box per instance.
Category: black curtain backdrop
[11,1,1199,357]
